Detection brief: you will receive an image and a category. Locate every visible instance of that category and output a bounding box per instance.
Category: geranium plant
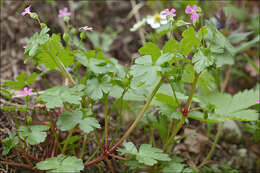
[1,2,259,173]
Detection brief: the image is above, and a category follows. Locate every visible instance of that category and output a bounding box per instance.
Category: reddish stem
[0,160,35,171]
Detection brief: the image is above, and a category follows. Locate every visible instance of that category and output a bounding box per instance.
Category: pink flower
[257,99,260,104]
[79,26,93,31]
[18,87,33,97]
[161,8,176,18]
[21,5,32,16]
[58,8,71,18]
[185,5,199,21]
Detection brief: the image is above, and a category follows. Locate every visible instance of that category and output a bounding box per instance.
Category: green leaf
[207,22,235,55]
[79,117,101,133]
[130,55,161,86]
[2,133,18,156]
[198,71,215,95]
[182,65,195,83]
[85,76,112,100]
[215,52,234,66]
[19,125,49,145]
[138,42,161,63]
[156,53,174,66]
[228,31,253,44]
[162,40,179,54]
[118,142,138,155]
[228,109,259,121]
[36,154,84,173]
[192,49,215,73]
[57,109,101,133]
[163,162,185,173]
[57,110,83,131]
[234,35,260,54]
[87,28,118,52]
[38,34,73,69]
[118,142,171,166]
[24,27,50,57]
[180,27,200,56]
[137,144,171,166]
[40,85,84,109]
[4,72,39,90]
[200,89,259,122]
[198,26,208,40]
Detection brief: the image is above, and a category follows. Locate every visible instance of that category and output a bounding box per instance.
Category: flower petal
[192,4,197,11]
[185,5,192,14]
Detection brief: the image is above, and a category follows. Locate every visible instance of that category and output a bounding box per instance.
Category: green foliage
[24,26,50,57]
[85,75,112,100]
[37,34,73,69]
[87,27,118,52]
[180,27,200,56]
[163,156,195,173]
[2,133,18,156]
[19,125,49,145]
[207,22,235,56]
[130,53,174,87]
[57,109,101,133]
[118,142,171,166]
[244,121,260,142]
[4,72,39,90]
[138,42,161,63]
[130,55,161,86]
[192,48,215,73]
[76,50,126,77]
[195,89,259,122]
[163,40,179,54]
[40,85,85,109]
[36,154,84,173]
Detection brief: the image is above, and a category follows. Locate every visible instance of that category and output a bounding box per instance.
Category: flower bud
[63,32,70,43]
[25,116,32,125]
[30,12,39,20]
[80,31,87,40]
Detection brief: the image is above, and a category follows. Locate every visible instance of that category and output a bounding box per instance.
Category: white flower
[130,18,146,32]
[146,13,168,29]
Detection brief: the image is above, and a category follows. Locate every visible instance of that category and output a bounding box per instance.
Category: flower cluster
[185,5,199,22]
[18,87,33,97]
[21,5,32,16]
[58,8,71,18]
[79,26,93,31]
[131,4,199,31]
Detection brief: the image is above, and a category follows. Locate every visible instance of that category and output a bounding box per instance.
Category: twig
[0,161,35,171]
[221,66,232,92]
[130,0,145,45]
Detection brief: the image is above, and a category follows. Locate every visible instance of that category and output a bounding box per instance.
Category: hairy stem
[163,72,200,152]
[61,127,75,154]
[198,122,223,168]
[80,134,88,159]
[84,76,165,167]
[109,76,165,152]
[46,109,62,151]
[104,94,109,147]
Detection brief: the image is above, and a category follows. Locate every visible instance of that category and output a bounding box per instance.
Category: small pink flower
[161,8,176,18]
[58,8,71,18]
[257,99,260,104]
[18,87,33,97]
[185,5,199,21]
[79,26,93,31]
[21,5,32,16]
[23,45,27,49]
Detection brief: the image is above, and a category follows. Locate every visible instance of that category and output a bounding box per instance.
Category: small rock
[221,120,242,144]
